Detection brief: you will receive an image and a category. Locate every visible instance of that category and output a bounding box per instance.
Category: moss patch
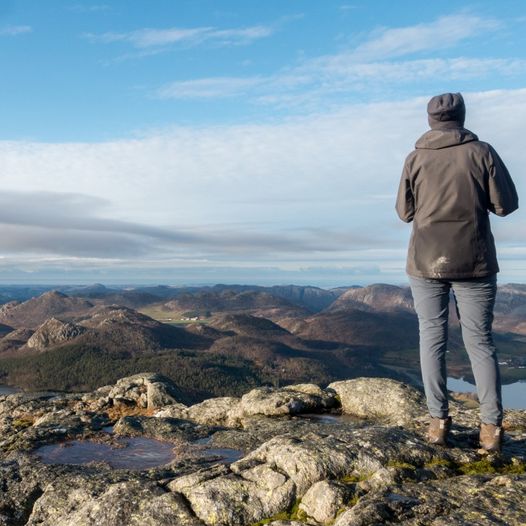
[386,461,417,470]
[12,417,34,430]
[423,457,456,469]
[250,498,309,526]
[457,457,526,476]
[425,456,526,476]
[341,471,372,484]
[250,512,290,526]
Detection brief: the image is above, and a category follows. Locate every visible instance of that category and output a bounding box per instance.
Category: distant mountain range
[0,282,524,397]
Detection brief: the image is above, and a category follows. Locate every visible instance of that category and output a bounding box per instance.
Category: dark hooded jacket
[396,102,518,279]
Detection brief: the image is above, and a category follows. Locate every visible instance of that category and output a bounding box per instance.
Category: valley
[0,282,524,404]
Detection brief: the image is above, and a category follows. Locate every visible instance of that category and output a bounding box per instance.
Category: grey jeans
[409,274,502,425]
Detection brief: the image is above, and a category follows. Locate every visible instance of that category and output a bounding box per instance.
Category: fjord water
[0,385,19,395]
[448,377,526,409]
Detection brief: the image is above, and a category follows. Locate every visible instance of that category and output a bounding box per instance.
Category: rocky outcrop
[333,474,526,526]
[26,476,202,526]
[99,372,189,409]
[26,318,87,351]
[299,480,351,523]
[156,383,338,427]
[327,284,414,313]
[0,373,525,526]
[328,378,426,425]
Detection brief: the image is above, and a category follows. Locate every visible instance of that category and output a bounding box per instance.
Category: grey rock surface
[186,396,241,426]
[333,474,526,526]
[113,415,210,442]
[26,317,86,351]
[328,378,426,425]
[26,477,202,526]
[232,434,355,495]
[0,374,525,526]
[107,372,186,409]
[299,480,350,523]
[237,384,338,419]
[182,464,295,526]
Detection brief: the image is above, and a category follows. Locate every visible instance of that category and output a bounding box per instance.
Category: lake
[448,377,526,410]
[0,384,20,395]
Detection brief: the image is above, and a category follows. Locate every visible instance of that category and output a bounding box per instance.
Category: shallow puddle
[203,446,244,463]
[35,437,178,470]
[298,413,362,424]
[34,433,243,470]
[194,437,244,463]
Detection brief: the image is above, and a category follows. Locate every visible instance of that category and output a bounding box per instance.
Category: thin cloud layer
[0,191,390,261]
[154,13,524,106]
[157,58,526,102]
[351,14,499,60]
[0,90,524,281]
[85,24,274,48]
[157,76,264,99]
[0,25,32,36]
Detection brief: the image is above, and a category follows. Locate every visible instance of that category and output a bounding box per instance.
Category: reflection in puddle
[34,433,243,470]
[298,413,362,424]
[35,437,177,470]
[203,447,243,463]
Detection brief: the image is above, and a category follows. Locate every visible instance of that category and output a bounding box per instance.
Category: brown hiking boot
[479,423,503,453]
[427,416,452,446]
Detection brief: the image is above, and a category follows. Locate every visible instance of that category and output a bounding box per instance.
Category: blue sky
[0,0,525,286]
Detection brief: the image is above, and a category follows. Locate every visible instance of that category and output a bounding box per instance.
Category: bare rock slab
[26,476,202,526]
[107,372,187,409]
[334,474,526,526]
[328,378,426,426]
[180,465,295,526]
[232,434,356,495]
[299,480,351,524]
[236,384,338,420]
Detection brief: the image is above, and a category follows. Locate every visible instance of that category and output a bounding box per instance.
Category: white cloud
[1,89,524,281]
[85,24,274,48]
[156,57,526,103]
[352,14,500,60]
[156,76,264,99]
[152,14,523,106]
[68,4,110,12]
[0,25,32,36]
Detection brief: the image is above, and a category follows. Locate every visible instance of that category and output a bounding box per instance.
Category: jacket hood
[415,127,478,150]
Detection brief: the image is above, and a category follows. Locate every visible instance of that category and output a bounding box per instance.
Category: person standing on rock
[396,92,518,452]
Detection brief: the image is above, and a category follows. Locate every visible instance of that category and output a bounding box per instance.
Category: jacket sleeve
[487,145,519,217]
[396,154,415,223]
